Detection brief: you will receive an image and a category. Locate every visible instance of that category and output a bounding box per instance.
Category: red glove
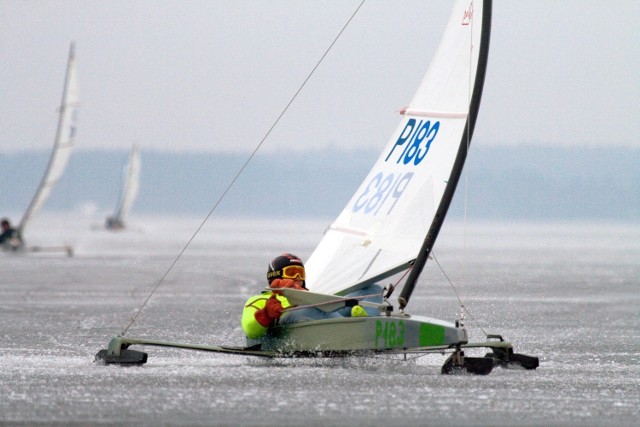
[270,278,306,291]
[254,295,284,327]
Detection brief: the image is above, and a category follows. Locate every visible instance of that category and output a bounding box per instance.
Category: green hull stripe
[419,323,445,346]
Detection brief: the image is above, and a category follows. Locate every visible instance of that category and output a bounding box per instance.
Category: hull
[249,314,468,352]
[96,317,538,373]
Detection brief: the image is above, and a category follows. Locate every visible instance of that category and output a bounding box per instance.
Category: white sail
[107,145,141,229]
[306,1,487,296]
[18,43,79,237]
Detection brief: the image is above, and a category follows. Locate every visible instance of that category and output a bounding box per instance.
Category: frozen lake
[1,215,639,426]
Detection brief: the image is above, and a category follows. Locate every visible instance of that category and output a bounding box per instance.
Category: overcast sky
[1,1,638,154]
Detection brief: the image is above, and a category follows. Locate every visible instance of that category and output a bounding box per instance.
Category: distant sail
[18,43,79,237]
[305,0,490,298]
[106,145,141,230]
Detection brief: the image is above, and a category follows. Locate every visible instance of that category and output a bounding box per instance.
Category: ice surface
[1,215,639,426]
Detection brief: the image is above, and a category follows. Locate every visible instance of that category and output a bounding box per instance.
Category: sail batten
[305,1,491,301]
[327,225,369,237]
[401,109,468,119]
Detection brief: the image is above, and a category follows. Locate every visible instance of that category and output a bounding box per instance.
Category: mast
[398,0,492,310]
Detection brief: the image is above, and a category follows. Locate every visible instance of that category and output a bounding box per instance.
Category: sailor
[105,216,124,230]
[241,253,382,339]
[0,218,21,250]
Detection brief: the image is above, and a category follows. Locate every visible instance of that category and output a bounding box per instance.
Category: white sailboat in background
[97,0,538,374]
[4,43,79,256]
[105,144,141,230]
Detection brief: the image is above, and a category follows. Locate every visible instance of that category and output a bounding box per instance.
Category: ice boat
[105,144,141,230]
[97,0,539,374]
[4,43,79,256]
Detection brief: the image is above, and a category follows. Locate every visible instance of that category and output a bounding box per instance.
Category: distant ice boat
[105,145,141,231]
[4,43,79,256]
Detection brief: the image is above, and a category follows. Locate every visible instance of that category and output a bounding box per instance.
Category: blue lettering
[365,174,394,214]
[353,172,413,216]
[354,172,382,212]
[413,121,439,165]
[384,119,440,165]
[385,172,413,214]
[385,119,416,163]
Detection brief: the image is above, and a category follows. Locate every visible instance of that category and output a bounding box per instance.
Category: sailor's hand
[254,295,284,327]
[264,294,284,318]
[270,278,306,291]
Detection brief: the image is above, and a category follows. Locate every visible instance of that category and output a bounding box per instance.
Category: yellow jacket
[241,292,292,339]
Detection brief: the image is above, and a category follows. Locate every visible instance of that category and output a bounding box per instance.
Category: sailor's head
[267,253,306,289]
[1,218,10,230]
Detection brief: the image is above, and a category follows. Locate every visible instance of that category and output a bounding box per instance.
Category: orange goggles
[281,265,306,280]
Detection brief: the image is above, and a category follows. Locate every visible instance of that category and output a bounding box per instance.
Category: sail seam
[355,249,382,282]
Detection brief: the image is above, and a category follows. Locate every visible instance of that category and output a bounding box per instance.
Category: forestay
[18,43,80,236]
[305,0,487,296]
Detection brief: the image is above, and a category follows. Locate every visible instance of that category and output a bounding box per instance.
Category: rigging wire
[461,1,477,311]
[461,1,494,337]
[452,0,478,327]
[120,0,367,337]
[432,252,488,336]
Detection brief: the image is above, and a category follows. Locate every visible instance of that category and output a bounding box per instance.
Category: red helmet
[267,253,306,287]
